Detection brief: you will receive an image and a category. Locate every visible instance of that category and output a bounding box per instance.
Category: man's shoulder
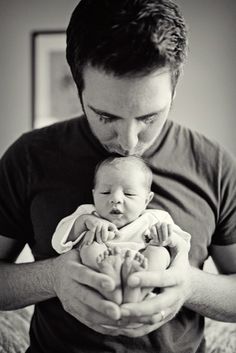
[167,120,222,161]
[164,120,236,183]
[169,120,219,149]
[15,116,91,158]
[22,116,84,144]
[0,116,89,169]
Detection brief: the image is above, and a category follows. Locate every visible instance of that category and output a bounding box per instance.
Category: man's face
[93,163,152,228]
[82,66,173,156]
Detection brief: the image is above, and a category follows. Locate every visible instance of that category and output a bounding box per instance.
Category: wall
[0,0,78,156]
[0,0,236,157]
[173,0,236,155]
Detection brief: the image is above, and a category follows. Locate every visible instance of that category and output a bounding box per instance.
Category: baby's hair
[94,156,153,190]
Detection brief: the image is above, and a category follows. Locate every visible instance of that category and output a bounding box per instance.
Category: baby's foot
[97,246,123,305]
[121,250,148,303]
[80,241,107,270]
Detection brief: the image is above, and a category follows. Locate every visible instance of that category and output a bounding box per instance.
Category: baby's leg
[139,245,171,299]
[80,242,123,304]
[143,245,170,271]
[96,246,123,305]
[121,250,148,303]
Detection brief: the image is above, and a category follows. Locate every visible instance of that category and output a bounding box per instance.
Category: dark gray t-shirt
[0,117,236,353]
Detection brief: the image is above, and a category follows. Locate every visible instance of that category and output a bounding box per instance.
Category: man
[0,0,236,352]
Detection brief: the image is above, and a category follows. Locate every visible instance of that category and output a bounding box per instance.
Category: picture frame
[31,31,82,128]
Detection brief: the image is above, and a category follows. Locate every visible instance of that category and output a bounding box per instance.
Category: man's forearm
[186,267,236,322]
[0,259,56,310]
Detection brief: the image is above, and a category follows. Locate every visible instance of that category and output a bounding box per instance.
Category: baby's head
[93,156,154,228]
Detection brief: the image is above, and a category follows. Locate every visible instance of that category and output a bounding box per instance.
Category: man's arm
[0,234,186,338]
[0,234,125,336]
[118,239,236,336]
[185,243,236,322]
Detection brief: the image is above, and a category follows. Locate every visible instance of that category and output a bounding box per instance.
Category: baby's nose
[110,191,123,204]
[110,198,121,204]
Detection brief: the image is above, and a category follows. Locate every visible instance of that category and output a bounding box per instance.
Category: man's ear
[146,191,154,205]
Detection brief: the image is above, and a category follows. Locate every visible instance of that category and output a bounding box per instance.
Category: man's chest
[150,172,217,268]
[29,157,98,259]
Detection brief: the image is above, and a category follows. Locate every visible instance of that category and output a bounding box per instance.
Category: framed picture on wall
[31,31,82,128]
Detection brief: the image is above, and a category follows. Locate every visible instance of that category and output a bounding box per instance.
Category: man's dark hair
[66,0,188,97]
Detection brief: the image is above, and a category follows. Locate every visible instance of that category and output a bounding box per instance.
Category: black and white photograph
[0,1,236,353]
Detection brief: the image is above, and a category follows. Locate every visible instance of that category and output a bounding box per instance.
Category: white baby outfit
[52,204,176,254]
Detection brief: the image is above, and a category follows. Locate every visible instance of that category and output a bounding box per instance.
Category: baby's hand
[84,215,119,244]
[148,221,173,246]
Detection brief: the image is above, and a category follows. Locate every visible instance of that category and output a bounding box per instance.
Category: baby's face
[93,164,153,228]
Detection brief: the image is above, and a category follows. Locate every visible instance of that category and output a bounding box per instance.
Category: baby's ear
[146,191,154,205]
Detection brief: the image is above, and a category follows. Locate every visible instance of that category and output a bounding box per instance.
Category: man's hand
[118,227,192,335]
[52,248,126,335]
[51,248,153,336]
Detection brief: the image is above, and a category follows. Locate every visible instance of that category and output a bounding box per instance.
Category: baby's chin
[106,214,137,229]
[105,214,127,229]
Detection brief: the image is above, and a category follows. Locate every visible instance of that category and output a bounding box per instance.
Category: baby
[52,156,190,305]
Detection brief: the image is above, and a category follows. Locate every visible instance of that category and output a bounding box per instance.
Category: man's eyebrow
[88,105,162,120]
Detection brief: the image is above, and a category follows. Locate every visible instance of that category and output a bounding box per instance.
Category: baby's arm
[75,214,120,245]
[147,221,173,246]
[142,222,173,271]
[52,204,97,253]
[68,213,90,241]
[52,204,120,254]
[143,221,191,275]
[141,209,190,252]
[148,221,191,253]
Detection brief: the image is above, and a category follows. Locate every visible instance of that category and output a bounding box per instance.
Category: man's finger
[70,299,121,327]
[72,282,121,320]
[131,305,176,324]
[118,321,164,338]
[71,262,116,292]
[127,267,182,288]
[120,308,173,325]
[120,287,180,317]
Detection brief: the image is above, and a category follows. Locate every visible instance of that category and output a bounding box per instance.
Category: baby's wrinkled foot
[97,246,123,305]
[121,250,148,303]
[80,241,107,270]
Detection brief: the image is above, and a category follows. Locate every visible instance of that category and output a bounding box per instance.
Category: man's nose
[117,121,139,152]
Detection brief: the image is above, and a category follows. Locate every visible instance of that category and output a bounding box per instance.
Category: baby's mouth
[110,208,123,215]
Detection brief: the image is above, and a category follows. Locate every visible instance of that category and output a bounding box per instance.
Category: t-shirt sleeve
[212,147,236,245]
[0,135,33,244]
